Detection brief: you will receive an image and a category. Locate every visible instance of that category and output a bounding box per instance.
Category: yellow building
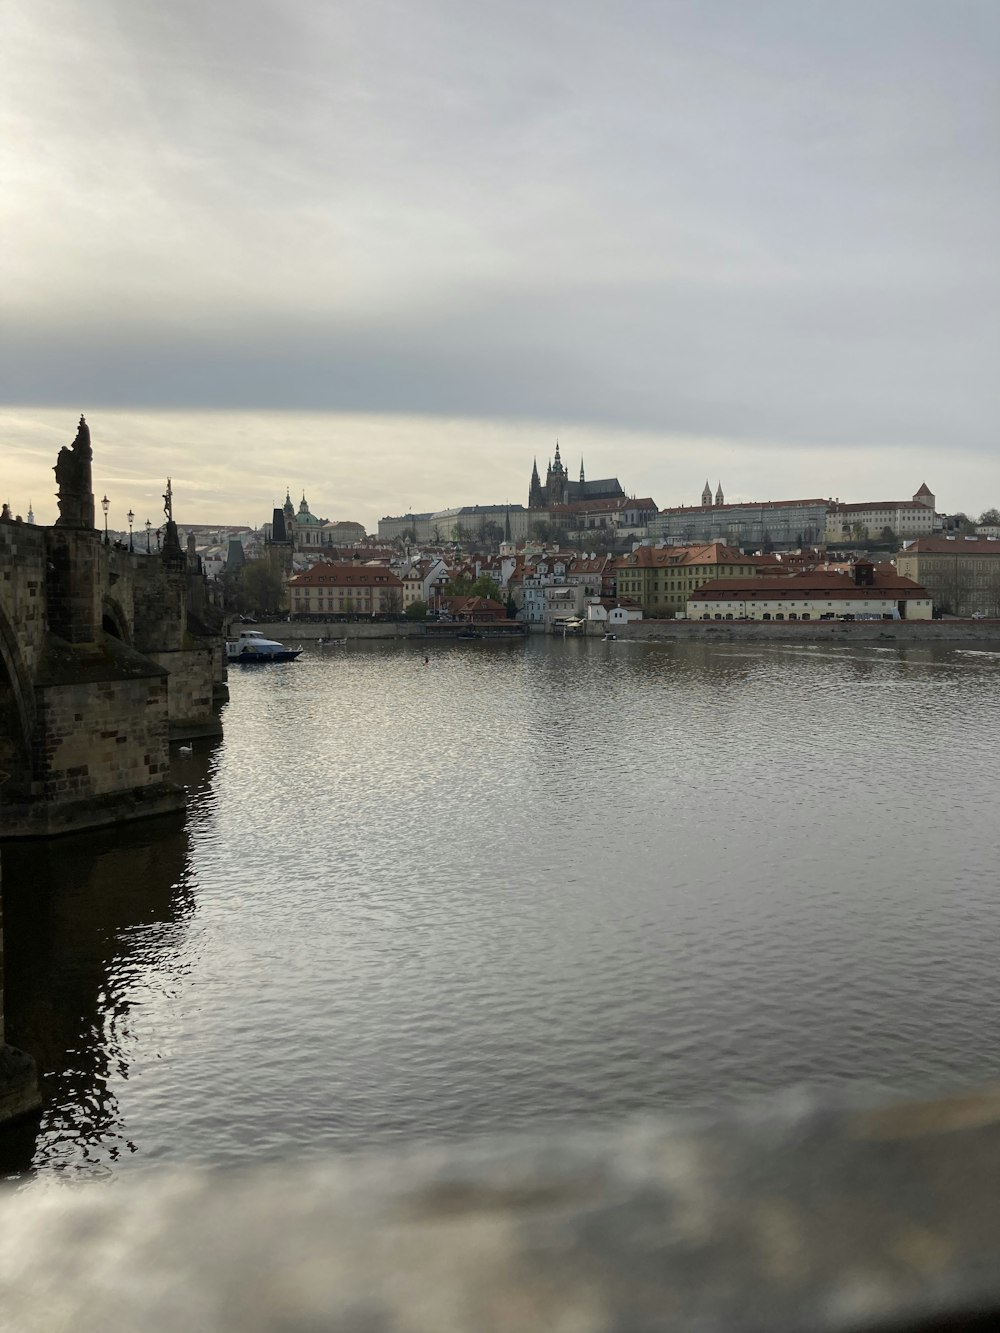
[615,544,757,617]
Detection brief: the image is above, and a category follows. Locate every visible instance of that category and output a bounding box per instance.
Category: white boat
[226,630,302,663]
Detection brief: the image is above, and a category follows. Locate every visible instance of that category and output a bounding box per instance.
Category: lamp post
[127,509,134,552]
[101,494,109,545]
[145,518,151,553]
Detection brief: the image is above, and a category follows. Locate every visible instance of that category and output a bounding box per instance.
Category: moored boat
[226,630,302,663]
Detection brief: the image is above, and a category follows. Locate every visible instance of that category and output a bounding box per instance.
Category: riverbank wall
[598,618,1000,646]
[246,621,525,642]
[247,618,1000,648]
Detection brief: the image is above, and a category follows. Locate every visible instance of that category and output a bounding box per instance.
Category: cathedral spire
[579,458,585,484]
[702,479,712,507]
[529,457,545,510]
[715,481,724,506]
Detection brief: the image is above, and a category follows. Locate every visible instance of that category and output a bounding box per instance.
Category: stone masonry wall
[34,675,171,802]
[0,522,48,680]
[44,528,103,645]
[1,488,223,835]
[600,617,1000,645]
[131,561,187,655]
[146,647,222,737]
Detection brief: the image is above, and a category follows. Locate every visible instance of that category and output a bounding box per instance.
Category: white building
[520,557,569,625]
[824,485,936,542]
[689,566,932,621]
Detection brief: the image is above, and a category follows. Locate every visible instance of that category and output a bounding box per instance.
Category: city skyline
[0,405,988,535]
[3,2,998,527]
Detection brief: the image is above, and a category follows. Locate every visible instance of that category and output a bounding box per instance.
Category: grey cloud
[3,0,998,480]
[5,266,996,453]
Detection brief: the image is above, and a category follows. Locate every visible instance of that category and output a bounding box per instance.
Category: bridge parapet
[2,1084,1000,1328]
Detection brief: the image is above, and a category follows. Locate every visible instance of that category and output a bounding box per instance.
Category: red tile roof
[659,499,829,516]
[901,537,1000,555]
[691,571,929,601]
[832,500,928,513]
[289,563,402,588]
[616,543,749,570]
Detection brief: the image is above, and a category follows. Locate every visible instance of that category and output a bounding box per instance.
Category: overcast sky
[2,0,997,529]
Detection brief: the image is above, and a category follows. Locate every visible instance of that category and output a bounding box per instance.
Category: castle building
[824,485,936,543]
[528,443,624,509]
[652,497,830,550]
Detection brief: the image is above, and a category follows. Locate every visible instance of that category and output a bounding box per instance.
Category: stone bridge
[0,417,227,839]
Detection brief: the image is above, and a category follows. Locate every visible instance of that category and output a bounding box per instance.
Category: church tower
[546,441,568,505]
[715,481,724,506]
[579,458,586,484]
[529,458,545,509]
[702,480,713,507]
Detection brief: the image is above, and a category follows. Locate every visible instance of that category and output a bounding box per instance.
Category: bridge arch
[0,605,36,801]
[101,595,133,645]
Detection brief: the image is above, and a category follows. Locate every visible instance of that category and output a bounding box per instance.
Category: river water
[3,636,1000,1179]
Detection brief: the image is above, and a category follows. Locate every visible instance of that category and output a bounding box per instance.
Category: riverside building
[897,536,1000,618]
[689,563,932,621]
[288,563,404,617]
[615,544,758,617]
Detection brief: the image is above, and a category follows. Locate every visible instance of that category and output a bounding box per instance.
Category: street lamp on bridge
[127,509,134,552]
[101,495,109,545]
[145,518,151,553]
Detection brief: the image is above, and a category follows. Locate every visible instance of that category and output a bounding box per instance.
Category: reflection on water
[3,638,1000,1180]
[0,780,205,1179]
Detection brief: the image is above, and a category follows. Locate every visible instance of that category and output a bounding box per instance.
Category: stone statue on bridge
[53,415,95,530]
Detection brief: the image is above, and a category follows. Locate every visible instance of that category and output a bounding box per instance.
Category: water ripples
[4,637,1000,1178]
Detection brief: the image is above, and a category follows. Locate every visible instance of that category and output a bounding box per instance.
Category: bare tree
[481,520,503,550]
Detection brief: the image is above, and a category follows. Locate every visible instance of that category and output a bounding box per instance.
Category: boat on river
[226,630,302,663]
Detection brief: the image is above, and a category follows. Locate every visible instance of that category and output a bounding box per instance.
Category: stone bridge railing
[2,1083,1000,1331]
